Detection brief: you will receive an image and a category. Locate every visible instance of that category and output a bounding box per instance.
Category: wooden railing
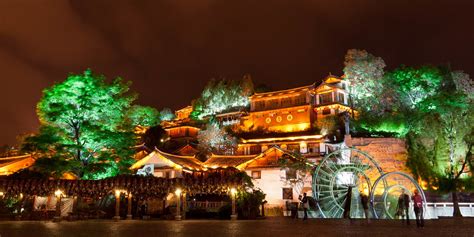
[187,201,229,212]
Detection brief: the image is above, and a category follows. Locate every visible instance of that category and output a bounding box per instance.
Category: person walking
[412,190,424,228]
[360,190,370,223]
[299,193,309,220]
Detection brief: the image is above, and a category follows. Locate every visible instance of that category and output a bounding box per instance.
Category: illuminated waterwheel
[313,148,384,218]
[370,171,426,219]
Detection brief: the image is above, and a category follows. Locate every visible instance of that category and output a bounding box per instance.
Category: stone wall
[351,137,410,175]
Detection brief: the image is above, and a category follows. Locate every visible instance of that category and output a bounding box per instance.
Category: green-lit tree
[407,88,473,217]
[159,108,175,121]
[24,69,151,179]
[191,75,254,120]
[381,66,473,217]
[126,105,160,127]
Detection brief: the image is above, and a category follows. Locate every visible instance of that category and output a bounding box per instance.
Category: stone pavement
[0,218,473,237]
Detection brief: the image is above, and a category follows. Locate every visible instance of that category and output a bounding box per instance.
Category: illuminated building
[0,154,35,176]
[132,75,353,212]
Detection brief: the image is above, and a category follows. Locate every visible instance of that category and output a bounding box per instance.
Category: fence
[425,202,474,219]
[187,201,229,212]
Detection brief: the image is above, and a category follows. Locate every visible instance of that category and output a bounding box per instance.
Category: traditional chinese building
[132,75,353,214]
[0,154,35,176]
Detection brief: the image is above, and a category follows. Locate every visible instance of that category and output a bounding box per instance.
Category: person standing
[412,190,424,228]
[343,186,353,220]
[360,191,370,223]
[299,193,309,220]
[396,191,410,225]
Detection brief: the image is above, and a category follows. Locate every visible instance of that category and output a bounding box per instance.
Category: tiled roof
[174,144,199,156]
[250,84,314,99]
[0,155,35,176]
[203,154,257,168]
[130,149,204,171]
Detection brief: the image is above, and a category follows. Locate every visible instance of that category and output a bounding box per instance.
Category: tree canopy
[23,69,154,179]
[345,49,473,216]
[343,49,387,114]
[197,122,237,154]
[191,75,254,120]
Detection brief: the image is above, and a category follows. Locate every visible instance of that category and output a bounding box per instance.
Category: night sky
[1,0,473,145]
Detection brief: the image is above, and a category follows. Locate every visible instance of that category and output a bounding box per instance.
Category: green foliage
[192,75,254,119]
[404,75,474,193]
[278,152,313,175]
[236,188,266,219]
[27,69,142,179]
[353,112,410,137]
[159,108,175,121]
[141,125,168,150]
[386,65,444,108]
[126,105,160,127]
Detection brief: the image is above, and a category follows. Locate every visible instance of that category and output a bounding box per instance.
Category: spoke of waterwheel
[318,169,332,179]
[317,175,332,183]
[323,163,337,176]
[327,202,339,216]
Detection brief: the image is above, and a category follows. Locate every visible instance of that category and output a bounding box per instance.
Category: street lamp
[175,188,182,221]
[230,188,237,220]
[53,189,63,222]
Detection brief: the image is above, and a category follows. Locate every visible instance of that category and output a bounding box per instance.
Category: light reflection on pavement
[0,218,473,237]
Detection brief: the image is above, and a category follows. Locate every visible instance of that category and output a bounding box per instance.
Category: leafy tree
[407,89,473,217]
[387,65,444,109]
[27,69,149,179]
[382,67,474,217]
[191,75,254,120]
[346,55,474,216]
[141,125,168,150]
[452,70,474,101]
[278,152,314,196]
[159,108,175,121]
[197,122,237,154]
[343,49,387,115]
[126,105,160,127]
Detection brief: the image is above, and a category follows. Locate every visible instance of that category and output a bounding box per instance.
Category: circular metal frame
[313,147,384,218]
[370,171,427,219]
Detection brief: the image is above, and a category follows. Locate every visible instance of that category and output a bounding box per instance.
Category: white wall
[246,168,312,208]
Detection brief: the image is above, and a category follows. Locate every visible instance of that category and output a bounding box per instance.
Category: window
[251,171,261,179]
[337,92,345,103]
[308,143,320,154]
[287,144,300,152]
[294,94,306,105]
[281,97,292,107]
[250,145,262,154]
[322,108,331,115]
[318,93,332,104]
[286,169,297,180]
[282,188,293,200]
[254,101,265,111]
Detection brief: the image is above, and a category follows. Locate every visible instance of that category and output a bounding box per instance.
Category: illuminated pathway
[1,218,473,237]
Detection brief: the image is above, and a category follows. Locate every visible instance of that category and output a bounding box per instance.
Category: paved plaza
[0,218,473,237]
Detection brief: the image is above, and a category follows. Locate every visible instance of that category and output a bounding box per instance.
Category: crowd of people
[292,188,425,228]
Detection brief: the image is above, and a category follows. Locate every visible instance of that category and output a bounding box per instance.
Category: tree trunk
[452,191,463,217]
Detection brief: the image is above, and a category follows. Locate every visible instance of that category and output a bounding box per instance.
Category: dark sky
[1,0,473,145]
